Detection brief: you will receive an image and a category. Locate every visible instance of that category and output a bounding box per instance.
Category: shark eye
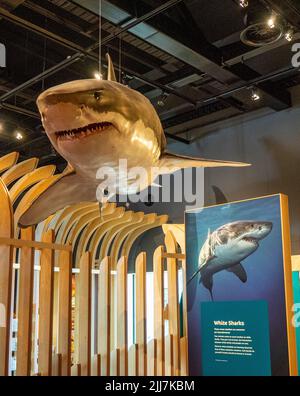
[94,91,102,101]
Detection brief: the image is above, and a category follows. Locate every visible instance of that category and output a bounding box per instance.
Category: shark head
[36,55,165,174]
[220,220,273,254]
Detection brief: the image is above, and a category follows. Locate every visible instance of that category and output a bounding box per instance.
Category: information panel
[201,301,271,376]
[185,194,297,376]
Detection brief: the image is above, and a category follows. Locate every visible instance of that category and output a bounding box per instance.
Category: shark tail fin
[106,53,117,82]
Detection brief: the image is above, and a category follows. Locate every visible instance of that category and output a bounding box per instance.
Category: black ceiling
[0,0,299,170]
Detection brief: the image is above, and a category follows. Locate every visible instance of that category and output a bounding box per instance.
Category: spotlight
[251,89,261,102]
[239,0,248,8]
[285,29,294,42]
[267,16,276,29]
[157,93,168,107]
[16,131,23,141]
[94,72,103,80]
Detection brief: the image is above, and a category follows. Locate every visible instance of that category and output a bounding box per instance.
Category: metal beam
[0,102,40,119]
[95,0,291,110]
[0,2,197,106]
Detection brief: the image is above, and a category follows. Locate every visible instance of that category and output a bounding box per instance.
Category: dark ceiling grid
[0,1,201,104]
[0,0,299,162]
[0,0,199,156]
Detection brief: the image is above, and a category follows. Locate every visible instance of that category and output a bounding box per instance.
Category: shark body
[189,220,273,300]
[19,55,249,227]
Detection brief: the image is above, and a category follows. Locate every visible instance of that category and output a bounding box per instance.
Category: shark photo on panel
[185,195,293,376]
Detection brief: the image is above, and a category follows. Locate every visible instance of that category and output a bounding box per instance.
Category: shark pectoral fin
[156,152,250,174]
[227,263,247,283]
[18,173,98,227]
[201,273,214,301]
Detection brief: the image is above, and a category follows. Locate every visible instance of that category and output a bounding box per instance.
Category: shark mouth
[242,237,258,245]
[55,122,114,141]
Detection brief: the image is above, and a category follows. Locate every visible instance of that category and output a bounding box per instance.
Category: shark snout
[38,101,85,135]
[252,221,273,240]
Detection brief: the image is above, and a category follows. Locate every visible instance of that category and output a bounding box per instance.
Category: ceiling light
[157,93,168,107]
[267,16,276,29]
[251,89,261,102]
[285,29,294,42]
[94,72,103,80]
[16,131,23,141]
[239,0,248,8]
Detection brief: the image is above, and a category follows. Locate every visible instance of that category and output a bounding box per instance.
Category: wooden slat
[0,237,72,251]
[91,354,101,376]
[76,207,124,264]
[110,349,120,376]
[16,227,35,376]
[153,246,165,376]
[128,344,139,376]
[162,252,185,260]
[78,252,92,376]
[1,158,38,187]
[14,174,65,228]
[9,165,56,204]
[97,212,133,264]
[0,178,13,376]
[57,354,62,376]
[0,152,19,173]
[110,212,145,267]
[147,339,157,376]
[98,257,111,376]
[38,229,55,376]
[165,335,174,376]
[122,215,168,258]
[58,249,72,376]
[180,337,188,376]
[292,255,300,272]
[165,231,180,375]
[135,252,147,376]
[117,257,128,375]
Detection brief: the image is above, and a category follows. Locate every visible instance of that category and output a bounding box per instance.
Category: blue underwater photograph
[186,195,291,376]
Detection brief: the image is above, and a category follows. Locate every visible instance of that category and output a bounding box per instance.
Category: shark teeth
[55,122,114,141]
[242,237,258,244]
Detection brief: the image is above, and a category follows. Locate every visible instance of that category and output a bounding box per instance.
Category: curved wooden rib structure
[0,178,13,376]
[0,152,170,269]
[0,152,196,377]
[0,152,19,173]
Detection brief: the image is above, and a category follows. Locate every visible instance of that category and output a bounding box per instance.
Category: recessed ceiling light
[251,89,261,102]
[267,16,276,29]
[157,93,169,107]
[239,0,248,8]
[285,30,294,42]
[94,72,103,80]
[16,131,23,140]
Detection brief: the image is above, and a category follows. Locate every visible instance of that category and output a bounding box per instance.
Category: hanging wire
[119,35,122,82]
[99,0,103,77]
[42,17,48,91]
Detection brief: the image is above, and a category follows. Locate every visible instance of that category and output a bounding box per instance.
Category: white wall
[168,86,300,253]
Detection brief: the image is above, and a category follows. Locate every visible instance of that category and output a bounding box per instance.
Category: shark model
[188,220,273,300]
[19,54,249,227]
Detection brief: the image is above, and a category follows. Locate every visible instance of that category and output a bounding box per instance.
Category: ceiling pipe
[0,0,198,106]
[0,102,40,118]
